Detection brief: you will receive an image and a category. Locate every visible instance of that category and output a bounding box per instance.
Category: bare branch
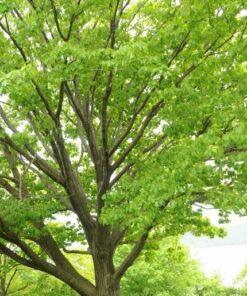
[64,82,100,178]
[27,0,36,9]
[167,30,191,67]
[0,179,19,198]
[0,243,38,270]
[108,162,133,189]
[142,133,167,154]
[106,0,121,48]
[62,247,91,255]
[0,20,27,62]
[112,100,164,171]
[3,146,21,182]
[32,80,57,123]
[224,146,247,154]
[5,268,18,295]
[56,82,65,120]
[0,224,96,295]
[102,70,113,157]
[0,175,18,184]
[195,116,211,137]
[0,106,18,133]
[175,64,197,87]
[175,31,236,87]
[119,0,132,15]
[27,112,56,160]
[50,0,83,41]
[221,117,235,136]
[110,84,152,156]
[113,228,151,280]
[0,135,64,185]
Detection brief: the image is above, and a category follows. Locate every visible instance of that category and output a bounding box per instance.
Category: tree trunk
[95,270,120,296]
[96,283,120,296]
[93,253,120,296]
[92,227,120,296]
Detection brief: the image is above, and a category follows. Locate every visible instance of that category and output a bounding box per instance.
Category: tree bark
[95,267,120,296]
[92,227,120,296]
[96,283,120,296]
[53,268,95,296]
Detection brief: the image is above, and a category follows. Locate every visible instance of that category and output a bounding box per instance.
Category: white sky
[183,211,247,286]
[189,244,247,286]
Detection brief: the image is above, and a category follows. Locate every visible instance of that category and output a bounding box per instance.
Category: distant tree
[0,254,28,296]
[195,276,241,296]
[121,237,204,296]
[0,0,246,295]
[121,237,242,296]
[1,238,243,296]
[234,263,247,296]
[0,251,93,296]
[24,272,77,296]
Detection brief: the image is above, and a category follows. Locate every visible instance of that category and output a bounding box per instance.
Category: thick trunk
[96,281,120,296]
[50,227,122,295]
[92,227,120,296]
[93,256,120,296]
[60,268,120,296]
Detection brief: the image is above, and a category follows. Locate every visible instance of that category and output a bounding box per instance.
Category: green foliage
[0,238,245,296]
[120,237,241,296]
[0,0,246,294]
[0,0,245,239]
[21,273,77,296]
[0,253,93,296]
[121,237,204,296]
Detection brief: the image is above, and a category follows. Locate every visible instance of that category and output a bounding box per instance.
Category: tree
[121,237,204,296]
[0,237,241,296]
[194,276,241,296]
[0,254,29,296]
[0,0,246,295]
[121,237,242,296]
[0,253,77,296]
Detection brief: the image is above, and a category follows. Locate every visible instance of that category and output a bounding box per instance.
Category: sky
[182,211,247,286]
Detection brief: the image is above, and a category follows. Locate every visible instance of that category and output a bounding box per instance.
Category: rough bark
[94,260,120,296]
[92,226,120,296]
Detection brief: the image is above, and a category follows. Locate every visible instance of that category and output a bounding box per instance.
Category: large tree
[0,0,246,295]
